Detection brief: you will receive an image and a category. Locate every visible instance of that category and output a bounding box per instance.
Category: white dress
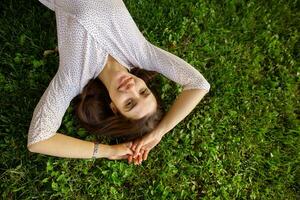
[27,0,211,147]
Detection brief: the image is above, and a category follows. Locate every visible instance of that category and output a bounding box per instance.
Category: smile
[118,76,132,89]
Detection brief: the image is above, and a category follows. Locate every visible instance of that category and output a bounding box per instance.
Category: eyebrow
[125,92,151,113]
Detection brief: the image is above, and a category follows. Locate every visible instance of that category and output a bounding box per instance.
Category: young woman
[27,0,210,165]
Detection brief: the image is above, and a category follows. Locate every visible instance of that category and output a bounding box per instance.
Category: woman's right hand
[107,142,134,160]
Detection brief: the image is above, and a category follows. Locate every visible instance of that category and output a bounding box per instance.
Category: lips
[118,76,132,89]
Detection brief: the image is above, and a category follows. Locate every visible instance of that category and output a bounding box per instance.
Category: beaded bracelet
[92,142,99,159]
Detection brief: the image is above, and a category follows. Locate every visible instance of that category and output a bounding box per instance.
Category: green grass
[0,0,299,199]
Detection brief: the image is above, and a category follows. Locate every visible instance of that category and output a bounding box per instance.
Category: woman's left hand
[127,131,163,165]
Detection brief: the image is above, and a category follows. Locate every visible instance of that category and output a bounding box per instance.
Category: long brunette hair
[71,67,165,143]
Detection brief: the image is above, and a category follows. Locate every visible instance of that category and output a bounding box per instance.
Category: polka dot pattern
[28,0,210,147]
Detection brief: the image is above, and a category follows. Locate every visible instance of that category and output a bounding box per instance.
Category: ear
[110,102,118,115]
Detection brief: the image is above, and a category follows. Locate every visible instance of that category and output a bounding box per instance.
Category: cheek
[110,92,124,108]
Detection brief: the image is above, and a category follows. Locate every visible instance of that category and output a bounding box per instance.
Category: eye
[126,100,132,107]
[141,88,148,94]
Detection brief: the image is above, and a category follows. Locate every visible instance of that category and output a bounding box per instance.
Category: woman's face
[108,70,157,120]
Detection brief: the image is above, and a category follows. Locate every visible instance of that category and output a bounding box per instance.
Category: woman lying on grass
[27,0,210,165]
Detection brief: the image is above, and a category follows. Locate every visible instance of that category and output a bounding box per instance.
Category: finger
[131,139,139,151]
[134,157,138,165]
[136,156,141,165]
[140,149,145,162]
[136,155,140,165]
[138,153,143,165]
[137,150,142,165]
[133,151,141,159]
[143,149,150,161]
[134,143,144,158]
[128,155,133,164]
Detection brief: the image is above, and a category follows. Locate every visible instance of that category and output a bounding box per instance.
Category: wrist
[153,128,165,140]
[152,122,168,139]
[95,144,112,159]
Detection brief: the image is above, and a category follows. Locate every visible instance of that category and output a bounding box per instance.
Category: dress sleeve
[133,40,211,92]
[27,9,104,147]
[27,68,80,148]
[110,0,210,91]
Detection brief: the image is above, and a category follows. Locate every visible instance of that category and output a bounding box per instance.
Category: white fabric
[27,0,210,147]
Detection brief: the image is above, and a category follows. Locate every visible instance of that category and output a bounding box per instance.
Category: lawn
[0,0,299,199]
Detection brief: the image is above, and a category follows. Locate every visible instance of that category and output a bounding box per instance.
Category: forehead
[127,94,157,119]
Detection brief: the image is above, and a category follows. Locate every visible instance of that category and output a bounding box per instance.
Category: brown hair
[71,67,165,143]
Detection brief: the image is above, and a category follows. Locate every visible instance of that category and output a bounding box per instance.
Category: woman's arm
[27,13,108,149]
[131,88,209,161]
[154,88,209,138]
[28,133,133,159]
